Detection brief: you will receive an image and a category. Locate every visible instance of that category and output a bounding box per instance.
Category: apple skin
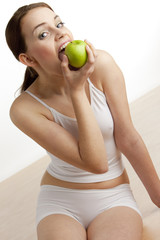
[65,40,88,68]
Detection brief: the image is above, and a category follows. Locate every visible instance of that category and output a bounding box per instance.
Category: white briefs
[36,183,142,229]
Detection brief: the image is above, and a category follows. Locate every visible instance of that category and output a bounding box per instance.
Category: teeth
[59,42,70,52]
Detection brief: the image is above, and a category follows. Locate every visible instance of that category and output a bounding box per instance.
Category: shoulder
[91,49,124,92]
[10,93,35,130]
[95,49,113,65]
[10,92,53,131]
[10,94,28,124]
[95,49,123,81]
[93,49,126,102]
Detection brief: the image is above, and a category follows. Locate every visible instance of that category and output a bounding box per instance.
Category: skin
[10,7,160,240]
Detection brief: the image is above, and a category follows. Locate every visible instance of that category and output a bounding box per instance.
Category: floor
[0,86,160,240]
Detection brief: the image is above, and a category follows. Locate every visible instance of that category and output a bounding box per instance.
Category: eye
[56,22,65,28]
[38,31,49,40]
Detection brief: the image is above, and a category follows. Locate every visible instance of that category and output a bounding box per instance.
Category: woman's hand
[60,40,97,93]
[149,181,160,208]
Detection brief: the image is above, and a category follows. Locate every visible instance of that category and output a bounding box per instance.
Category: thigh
[87,206,143,240]
[37,214,87,240]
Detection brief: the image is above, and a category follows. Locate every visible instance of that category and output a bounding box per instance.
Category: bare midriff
[40,169,130,189]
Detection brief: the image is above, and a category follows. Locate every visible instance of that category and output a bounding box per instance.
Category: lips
[58,41,71,61]
[59,41,70,52]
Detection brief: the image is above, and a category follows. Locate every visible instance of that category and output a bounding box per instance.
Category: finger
[60,55,70,76]
[80,45,95,76]
[85,44,95,65]
[84,39,97,58]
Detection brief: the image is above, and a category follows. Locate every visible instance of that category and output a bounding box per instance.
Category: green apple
[65,40,88,68]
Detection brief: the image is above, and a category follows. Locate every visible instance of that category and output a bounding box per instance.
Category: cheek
[32,45,55,61]
[29,44,62,72]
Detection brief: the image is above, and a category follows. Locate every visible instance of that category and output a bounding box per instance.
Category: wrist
[70,87,86,101]
[147,179,160,207]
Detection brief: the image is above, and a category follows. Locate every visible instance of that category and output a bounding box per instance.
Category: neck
[32,71,70,98]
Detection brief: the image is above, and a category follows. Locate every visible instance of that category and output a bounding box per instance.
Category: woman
[5,2,160,240]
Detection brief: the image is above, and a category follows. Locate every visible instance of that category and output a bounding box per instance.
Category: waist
[40,169,129,189]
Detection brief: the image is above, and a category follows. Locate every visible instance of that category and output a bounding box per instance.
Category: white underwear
[36,183,142,229]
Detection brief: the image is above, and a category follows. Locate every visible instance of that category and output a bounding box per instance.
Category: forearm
[71,89,108,173]
[118,131,160,198]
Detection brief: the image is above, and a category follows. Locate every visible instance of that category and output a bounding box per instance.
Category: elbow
[115,128,140,151]
[88,162,109,174]
[96,155,109,174]
[81,153,109,174]
[116,134,141,156]
[97,164,108,174]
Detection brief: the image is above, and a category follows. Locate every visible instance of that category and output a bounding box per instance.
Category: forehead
[21,7,56,32]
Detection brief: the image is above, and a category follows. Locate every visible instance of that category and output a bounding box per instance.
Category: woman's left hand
[149,182,160,208]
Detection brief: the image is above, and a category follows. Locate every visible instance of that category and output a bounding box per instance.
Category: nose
[55,28,64,41]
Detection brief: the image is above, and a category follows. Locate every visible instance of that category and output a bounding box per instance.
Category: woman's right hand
[60,40,97,93]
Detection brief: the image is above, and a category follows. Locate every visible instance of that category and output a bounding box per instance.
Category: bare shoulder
[96,49,113,65]
[10,92,53,132]
[95,49,123,81]
[10,93,30,126]
[91,49,123,92]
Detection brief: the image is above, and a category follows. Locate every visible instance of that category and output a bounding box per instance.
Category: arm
[60,43,108,173]
[97,50,160,207]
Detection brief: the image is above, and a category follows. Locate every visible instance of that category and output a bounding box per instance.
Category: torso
[21,50,130,190]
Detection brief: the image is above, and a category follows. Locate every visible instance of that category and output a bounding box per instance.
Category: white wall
[1,0,160,182]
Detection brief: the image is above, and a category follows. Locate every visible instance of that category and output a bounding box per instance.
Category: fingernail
[62,55,68,62]
[85,39,89,43]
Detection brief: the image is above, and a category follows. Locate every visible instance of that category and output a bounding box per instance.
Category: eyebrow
[32,15,59,33]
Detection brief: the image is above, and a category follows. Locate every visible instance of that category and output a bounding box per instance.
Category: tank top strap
[25,90,52,111]
[87,78,105,97]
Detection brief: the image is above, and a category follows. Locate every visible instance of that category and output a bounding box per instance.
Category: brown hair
[5,2,54,93]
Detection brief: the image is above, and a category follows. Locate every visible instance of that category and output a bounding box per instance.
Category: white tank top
[26,79,124,183]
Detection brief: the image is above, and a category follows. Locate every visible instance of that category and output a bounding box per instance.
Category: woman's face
[20,7,73,75]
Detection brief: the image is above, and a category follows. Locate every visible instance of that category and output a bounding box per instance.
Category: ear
[19,53,36,67]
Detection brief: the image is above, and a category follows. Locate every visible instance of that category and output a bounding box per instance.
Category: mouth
[58,41,70,61]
